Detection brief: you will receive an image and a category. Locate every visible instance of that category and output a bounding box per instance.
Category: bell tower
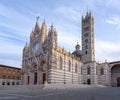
[81,12,95,63]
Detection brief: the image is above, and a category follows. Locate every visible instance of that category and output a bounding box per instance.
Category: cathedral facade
[22,12,120,87]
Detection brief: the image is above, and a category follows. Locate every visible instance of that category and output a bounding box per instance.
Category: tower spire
[81,12,95,63]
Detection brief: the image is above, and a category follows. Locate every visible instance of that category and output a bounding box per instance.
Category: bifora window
[85,45,88,49]
[84,26,89,31]
[85,39,88,43]
[2,82,5,85]
[84,33,89,37]
[75,63,77,73]
[85,51,88,54]
[101,68,104,75]
[87,66,91,75]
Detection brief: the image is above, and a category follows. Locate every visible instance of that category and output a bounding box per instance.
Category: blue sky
[0,0,120,68]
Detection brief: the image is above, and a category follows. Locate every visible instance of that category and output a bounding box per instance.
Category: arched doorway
[40,60,47,84]
[43,73,46,84]
[25,65,30,85]
[117,77,120,87]
[34,72,37,84]
[33,64,38,85]
[111,64,120,87]
[87,79,91,85]
[27,76,30,85]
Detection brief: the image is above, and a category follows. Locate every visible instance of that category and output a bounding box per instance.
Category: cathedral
[22,12,120,87]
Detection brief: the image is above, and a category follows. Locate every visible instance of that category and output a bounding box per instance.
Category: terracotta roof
[0,64,21,70]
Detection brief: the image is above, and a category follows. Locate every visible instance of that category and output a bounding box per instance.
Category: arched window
[75,63,77,73]
[12,82,15,85]
[16,82,19,85]
[2,82,5,85]
[7,82,10,85]
[68,60,71,72]
[60,57,62,69]
[101,68,104,75]
[87,66,91,75]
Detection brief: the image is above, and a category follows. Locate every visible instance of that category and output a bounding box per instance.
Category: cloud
[0,3,33,23]
[0,42,23,68]
[0,3,35,36]
[0,0,120,68]
[105,17,120,25]
[97,0,120,9]
[105,0,120,9]
[55,6,81,21]
[0,59,21,68]
[58,30,80,52]
[0,41,23,55]
[95,40,120,62]
[54,18,81,52]
[0,3,28,67]
[0,3,35,68]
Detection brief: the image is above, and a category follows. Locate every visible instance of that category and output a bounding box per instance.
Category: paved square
[0,85,120,100]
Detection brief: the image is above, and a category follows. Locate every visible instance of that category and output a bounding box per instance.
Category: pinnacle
[25,42,29,48]
[34,20,40,32]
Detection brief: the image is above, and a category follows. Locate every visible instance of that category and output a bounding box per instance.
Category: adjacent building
[0,64,21,85]
[22,12,120,87]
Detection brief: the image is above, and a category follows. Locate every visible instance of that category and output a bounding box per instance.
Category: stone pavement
[0,84,106,91]
[0,84,119,100]
[43,84,106,89]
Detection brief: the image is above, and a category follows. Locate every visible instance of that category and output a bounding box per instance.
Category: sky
[0,0,120,68]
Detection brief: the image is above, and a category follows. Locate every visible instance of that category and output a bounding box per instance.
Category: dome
[72,42,81,57]
[72,50,81,57]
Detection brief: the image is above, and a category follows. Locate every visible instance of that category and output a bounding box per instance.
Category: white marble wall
[48,68,80,84]
[81,62,97,85]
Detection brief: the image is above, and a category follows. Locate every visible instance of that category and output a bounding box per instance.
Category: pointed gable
[34,20,41,34]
